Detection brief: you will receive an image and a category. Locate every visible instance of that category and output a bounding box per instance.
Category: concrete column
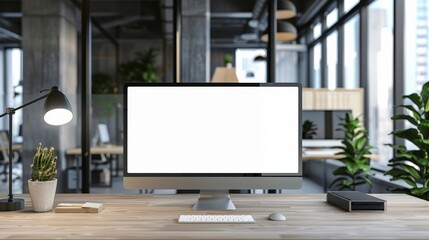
[181,0,210,82]
[22,0,78,192]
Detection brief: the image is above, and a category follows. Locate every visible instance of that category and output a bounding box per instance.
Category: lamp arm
[0,93,50,118]
[0,92,49,202]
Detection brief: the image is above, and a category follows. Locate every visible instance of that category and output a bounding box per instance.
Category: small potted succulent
[224,54,233,68]
[28,143,58,212]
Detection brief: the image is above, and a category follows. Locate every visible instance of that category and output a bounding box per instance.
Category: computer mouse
[268,213,286,221]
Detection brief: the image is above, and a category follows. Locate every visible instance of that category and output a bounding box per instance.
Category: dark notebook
[327,191,386,211]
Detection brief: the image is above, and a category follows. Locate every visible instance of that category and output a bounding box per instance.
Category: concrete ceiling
[0,0,316,43]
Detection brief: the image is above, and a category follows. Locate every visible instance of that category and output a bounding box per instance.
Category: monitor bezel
[123,82,302,178]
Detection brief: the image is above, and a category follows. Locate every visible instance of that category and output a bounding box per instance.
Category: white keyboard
[178,214,255,224]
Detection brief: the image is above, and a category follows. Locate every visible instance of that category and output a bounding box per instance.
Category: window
[404,0,429,150]
[326,8,338,29]
[313,22,322,40]
[326,31,338,89]
[343,0,360,14]
[367,0,394,165]
[310,43,322,88]
[404,0,429,94]
[5,48,23,139]
[343,14,360,88]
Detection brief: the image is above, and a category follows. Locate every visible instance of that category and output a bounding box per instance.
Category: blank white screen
[127,86,299,174]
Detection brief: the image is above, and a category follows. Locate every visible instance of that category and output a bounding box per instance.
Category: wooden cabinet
[303,88,364,117]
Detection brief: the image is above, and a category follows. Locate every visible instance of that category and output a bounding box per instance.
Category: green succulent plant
[330,113,374,191]
[385,81,429,200]
[30,143,58,182]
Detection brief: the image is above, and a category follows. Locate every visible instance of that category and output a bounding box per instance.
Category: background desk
[0,193,428,239]
[0,144,22,152]
[65,145,123,155]
[303,153,379,192]
[65,145,123,189]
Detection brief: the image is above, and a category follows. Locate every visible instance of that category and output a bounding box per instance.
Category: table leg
[108,155,113,187]
[323,159,327,193]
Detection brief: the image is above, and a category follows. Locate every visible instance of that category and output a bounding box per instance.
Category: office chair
[0,131,20,183]
[91,123,111,185]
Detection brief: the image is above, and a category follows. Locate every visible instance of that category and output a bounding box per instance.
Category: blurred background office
[0,0,427,194]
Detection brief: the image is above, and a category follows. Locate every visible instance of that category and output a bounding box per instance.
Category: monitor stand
[192,190,236,211]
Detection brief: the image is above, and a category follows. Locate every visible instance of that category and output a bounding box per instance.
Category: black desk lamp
[0,86,73,211]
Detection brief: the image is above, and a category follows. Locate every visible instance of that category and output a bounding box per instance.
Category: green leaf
[329,177,348,188]
[343,139,355,154]
[421,81,429,106]
[385,168,411,177]
[390,176,417,188]
[395,105,421,120]
[346,163,359,175]
[356,137,367,150]
[356,175,373,186]
[417,121,429,139]
[355,129,368,136]
[333,167,352,177]
[425,99,429,113]
[358,163,371,172]
[389,163,421,181]
[402,93,423,109]
[410,187,429,197]
[391,114,419,126]
[392,128,421,143]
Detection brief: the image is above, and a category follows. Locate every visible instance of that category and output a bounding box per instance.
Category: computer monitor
[98,123,110,144]
[124,83,302,210]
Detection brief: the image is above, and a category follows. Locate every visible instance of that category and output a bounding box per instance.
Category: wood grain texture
[0,194,428,239]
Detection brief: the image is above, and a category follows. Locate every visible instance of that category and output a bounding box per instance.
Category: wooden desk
[0,193,428,239]
[65,145,123,189]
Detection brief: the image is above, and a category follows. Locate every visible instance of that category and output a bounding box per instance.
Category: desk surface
[65,145,123,155]
[0,193,428,239]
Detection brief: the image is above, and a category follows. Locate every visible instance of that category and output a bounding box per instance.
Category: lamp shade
[43,86,73,126]
[261,21,297,42]
[277,0,297,19]
[253,55,267,62]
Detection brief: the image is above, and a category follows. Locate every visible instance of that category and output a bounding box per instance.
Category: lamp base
[0,198,25,211]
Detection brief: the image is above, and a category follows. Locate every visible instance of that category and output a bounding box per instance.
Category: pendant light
[277,0,296,20]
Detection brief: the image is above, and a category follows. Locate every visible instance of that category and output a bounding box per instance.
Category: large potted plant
[119,48,160,83]
[92,73,117,118]
[28,143,58,212]
[385,82,429,200]
[330,113,374,190]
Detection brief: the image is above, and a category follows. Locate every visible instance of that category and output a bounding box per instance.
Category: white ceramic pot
[28,179,57,212]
